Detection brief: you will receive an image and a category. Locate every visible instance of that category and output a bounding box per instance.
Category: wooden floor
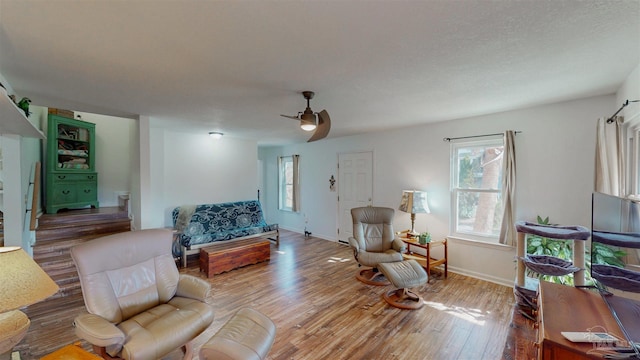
[18,229,516,360]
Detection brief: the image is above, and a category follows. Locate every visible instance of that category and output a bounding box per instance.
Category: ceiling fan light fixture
[300,114,317,131]
[280,90,329,140]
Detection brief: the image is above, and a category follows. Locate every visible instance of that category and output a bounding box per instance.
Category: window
[278,155,297,211]
[451,139,505,241]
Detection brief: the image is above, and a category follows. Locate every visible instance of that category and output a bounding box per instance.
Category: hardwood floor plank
[18,229,516,359]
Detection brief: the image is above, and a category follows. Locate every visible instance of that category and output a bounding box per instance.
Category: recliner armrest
[392,237,406,253]
[74,313,125,357]
[347,237,360,251]
[176,274,212,301]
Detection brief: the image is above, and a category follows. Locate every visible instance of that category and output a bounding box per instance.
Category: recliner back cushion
[71,229,179,324]
[106,258,159,320]
[351,207,395,252]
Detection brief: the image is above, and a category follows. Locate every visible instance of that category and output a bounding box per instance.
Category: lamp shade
[398,190,430,214]
[0,247,59,313]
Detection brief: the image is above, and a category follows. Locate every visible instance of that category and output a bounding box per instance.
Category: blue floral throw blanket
[171,200,278,257]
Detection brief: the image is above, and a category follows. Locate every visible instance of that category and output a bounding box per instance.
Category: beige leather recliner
[348,207,405,285]
[70,228,215,360]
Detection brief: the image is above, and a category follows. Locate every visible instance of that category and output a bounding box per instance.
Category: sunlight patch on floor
[327,256,350,263]
[424,301,487,326]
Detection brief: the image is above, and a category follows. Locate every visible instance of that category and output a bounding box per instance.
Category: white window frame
[630,125,640,197]
[450,138,504,243]
[278,156,294,211]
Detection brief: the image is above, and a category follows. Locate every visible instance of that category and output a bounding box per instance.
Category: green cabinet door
[77,182,98,203]
[50,183,77,205]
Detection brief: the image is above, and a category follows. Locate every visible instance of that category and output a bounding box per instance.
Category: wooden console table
[401,238,447,281]
[536,281,634,359]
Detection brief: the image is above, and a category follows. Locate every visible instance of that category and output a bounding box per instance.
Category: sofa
[172,200,279,267]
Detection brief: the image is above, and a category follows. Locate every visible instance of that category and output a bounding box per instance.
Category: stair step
[34,236,89,252]
[35,221,132,242]
[38,207,129,228]
[38,214,130,229]
[24,291,85,319]
[50,268,79,284]
[48,282,82,300]
[37,255,75,272]
[34,251,72,263]
[32,207,131,308]
[42,264,77,279]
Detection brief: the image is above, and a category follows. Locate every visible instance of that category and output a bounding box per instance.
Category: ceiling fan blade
[307,110,331,142]
[280,114,301,121]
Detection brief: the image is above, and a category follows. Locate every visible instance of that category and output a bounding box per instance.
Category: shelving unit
[514,221,590,308]
[45,114,98,213]
[0,87,45,139]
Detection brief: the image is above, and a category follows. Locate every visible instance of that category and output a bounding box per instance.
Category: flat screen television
[591,192,640,293]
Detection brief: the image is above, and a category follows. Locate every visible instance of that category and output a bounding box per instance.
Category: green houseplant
[525,215,626,286]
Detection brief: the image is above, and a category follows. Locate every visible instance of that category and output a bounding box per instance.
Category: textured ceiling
[0,0,638,146]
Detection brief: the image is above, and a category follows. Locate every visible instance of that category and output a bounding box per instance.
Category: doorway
[337,151,373,243]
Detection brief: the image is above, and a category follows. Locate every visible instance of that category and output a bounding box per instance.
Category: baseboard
[278,226,336,242]
[447,266,513,288]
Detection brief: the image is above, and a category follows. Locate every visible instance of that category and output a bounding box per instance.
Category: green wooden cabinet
[45,114,98,213]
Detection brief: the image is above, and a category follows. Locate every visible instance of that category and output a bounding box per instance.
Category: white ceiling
[0,1,638,146]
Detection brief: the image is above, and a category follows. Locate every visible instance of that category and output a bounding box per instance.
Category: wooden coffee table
[401,237,447,281]
[199,238,271,278]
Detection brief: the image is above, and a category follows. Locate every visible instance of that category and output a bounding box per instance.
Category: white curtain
[594,117,640,265]
[499,130,516,246]
[292,154,300,212]
[595,116,625,196]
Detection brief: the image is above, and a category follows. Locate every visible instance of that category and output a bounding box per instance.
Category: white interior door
[337,151,373,243]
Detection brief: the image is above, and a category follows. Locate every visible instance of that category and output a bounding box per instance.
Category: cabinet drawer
[51,184,77,204]
[52,173,97,182]
[76,182,97,203]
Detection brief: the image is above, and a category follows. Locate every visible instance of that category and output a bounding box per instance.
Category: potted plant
[418,232,431,245]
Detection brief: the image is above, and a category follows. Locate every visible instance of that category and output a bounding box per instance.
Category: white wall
[259,94,615,286]
[0,104,44,253]
[139,124,259,229]
[22,106,45,213]
[74,112,137,207]
[618,63,640,125]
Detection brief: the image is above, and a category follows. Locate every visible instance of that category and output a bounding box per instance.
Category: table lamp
[398,190,430,237]
[0,247,59,359]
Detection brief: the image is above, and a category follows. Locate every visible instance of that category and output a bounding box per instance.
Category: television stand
[536,281,636,359]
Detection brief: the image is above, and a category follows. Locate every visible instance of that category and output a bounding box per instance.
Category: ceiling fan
[281,91,331,142]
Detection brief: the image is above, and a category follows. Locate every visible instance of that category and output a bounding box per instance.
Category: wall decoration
[329,175,336,191]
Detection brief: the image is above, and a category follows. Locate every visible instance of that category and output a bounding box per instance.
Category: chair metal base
[355,268,390,286]
[382,288,424,310]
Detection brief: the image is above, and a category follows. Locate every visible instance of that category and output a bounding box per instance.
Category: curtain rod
[443,131,521,142]
[606,99,640,123]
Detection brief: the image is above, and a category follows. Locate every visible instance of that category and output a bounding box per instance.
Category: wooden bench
[199,238,271,278]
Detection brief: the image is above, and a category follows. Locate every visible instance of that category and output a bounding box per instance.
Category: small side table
[401,238,448,281]
[41,342,102,360]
